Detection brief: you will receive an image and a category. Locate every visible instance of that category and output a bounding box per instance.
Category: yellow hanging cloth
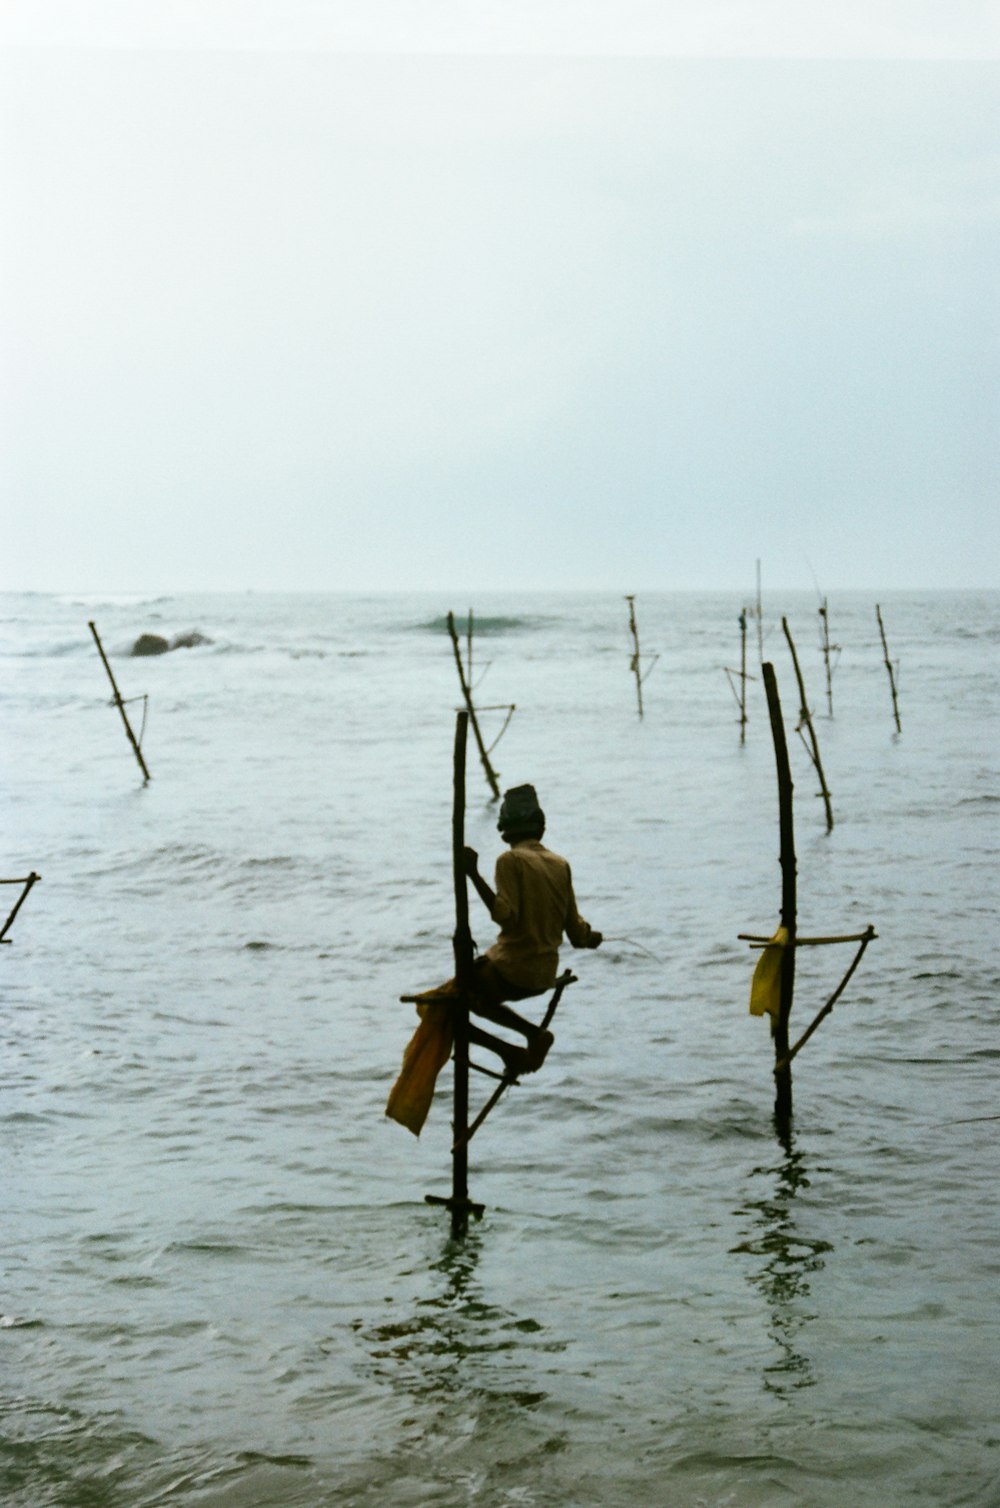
[748,926,788,1022]
[385,999,455,1137]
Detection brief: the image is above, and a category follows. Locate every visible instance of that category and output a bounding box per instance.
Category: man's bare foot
[523,1029,554,1074]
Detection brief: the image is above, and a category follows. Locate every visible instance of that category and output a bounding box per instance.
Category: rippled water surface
[2,589,998,1506]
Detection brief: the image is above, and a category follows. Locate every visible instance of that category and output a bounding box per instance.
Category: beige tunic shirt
[483,840,595,993]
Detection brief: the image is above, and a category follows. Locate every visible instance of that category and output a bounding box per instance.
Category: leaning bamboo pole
[88,621,151,783]
[782,617,833,833]
[876,604,902,734]
[446,611,501,801]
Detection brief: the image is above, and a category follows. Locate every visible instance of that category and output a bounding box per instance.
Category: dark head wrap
[497,784,545,840]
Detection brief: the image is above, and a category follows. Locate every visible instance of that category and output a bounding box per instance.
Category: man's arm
[564,867,602,949]
[463,847,496,914]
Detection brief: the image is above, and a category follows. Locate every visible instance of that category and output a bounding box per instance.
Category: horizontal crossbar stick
[0,871,41,944]
[739,930,878,948]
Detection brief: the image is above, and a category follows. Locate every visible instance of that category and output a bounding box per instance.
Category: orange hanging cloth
[385,999,455,1136]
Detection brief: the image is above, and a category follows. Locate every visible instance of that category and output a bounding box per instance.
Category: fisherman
[462,783,602,1077]
[385,784,602,1134]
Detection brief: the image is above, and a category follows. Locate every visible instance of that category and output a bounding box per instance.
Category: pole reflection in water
[731,1124,833,1396]
[364,1224,558,1417]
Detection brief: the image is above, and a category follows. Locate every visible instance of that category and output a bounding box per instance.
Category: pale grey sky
[2,3,997,591]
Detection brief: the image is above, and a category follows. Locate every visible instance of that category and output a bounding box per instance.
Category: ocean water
[1,588,997,1507]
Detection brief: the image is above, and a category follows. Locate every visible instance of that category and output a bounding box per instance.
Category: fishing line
[602,935,661,960]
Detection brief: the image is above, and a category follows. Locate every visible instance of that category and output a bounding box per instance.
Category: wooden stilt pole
[876,604,902,734]
[451,710,474,1229]
[88,621,151,783]
[425,710,484,1229]
[762,662,796,1124]
[446,611,500,801]
[0,872,40,944]
[782,618,833,833]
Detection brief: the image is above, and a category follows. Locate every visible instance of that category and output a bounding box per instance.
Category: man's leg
[468,959,554,1074]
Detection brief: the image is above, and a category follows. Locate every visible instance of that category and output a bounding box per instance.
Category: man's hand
[463,847,480,876]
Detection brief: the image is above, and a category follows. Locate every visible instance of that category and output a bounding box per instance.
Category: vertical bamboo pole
[466,608,474,690]
[762,663,796,1123]
[782,617,834,833]
[876,604,902,734]
[739,609,748,745]
[446,611,500,800]
[450,710,474,1232]
[626,594,644,719]
[88,621,151,783]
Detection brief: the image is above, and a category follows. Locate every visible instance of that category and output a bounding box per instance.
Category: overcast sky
[2,3,997,592]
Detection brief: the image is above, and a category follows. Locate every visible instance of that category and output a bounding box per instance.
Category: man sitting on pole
[386,784,602,1134]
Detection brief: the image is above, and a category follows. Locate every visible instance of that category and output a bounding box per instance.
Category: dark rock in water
[129,629,213,656]
[131,633,170,657]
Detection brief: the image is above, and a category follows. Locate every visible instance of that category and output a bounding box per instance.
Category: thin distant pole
[739,608,748,744]
[818,597,836,717]
[466,608,474,689]
[626,595,643,718]
[446,611,500,800]
[624,595,659,717]
[875,604,902,734]
[762,662,797,1124]
[755,560,764,662]
[88,621,151,783]
[723,610,753,743]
